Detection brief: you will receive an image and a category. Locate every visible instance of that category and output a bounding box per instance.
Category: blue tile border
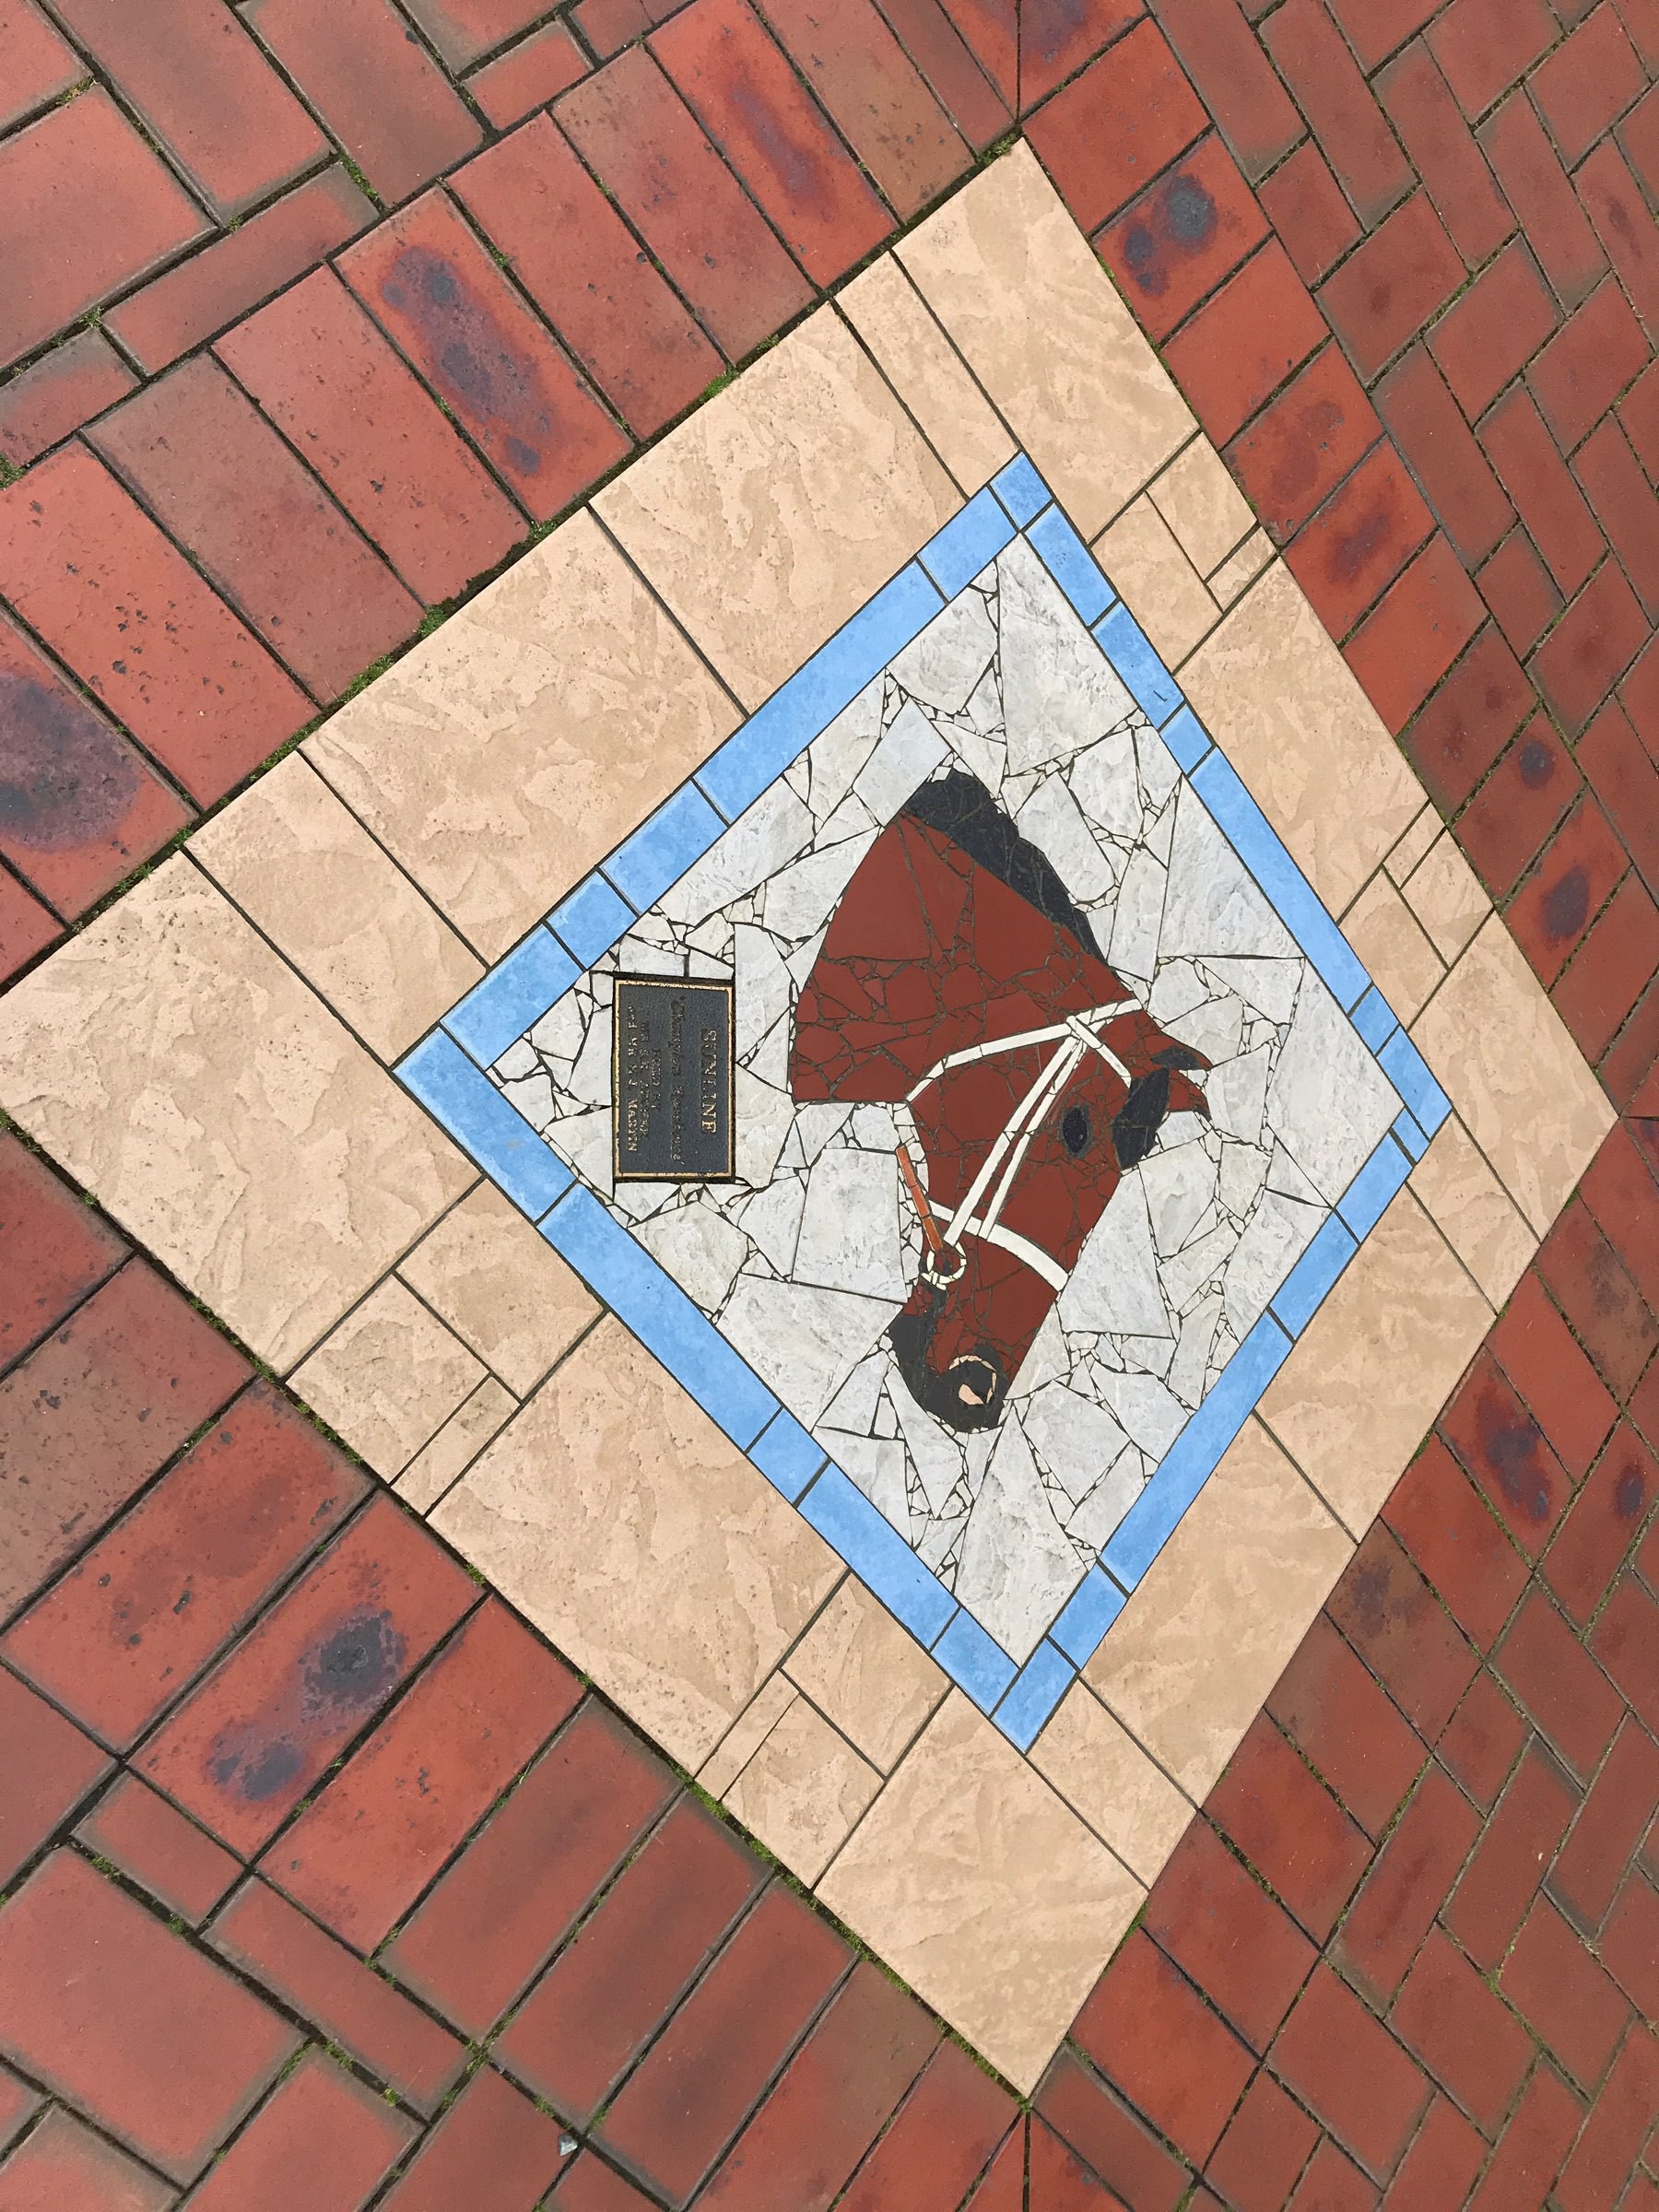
[396,450,1448,1751]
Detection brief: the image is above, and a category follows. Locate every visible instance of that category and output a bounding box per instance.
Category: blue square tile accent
[933,1610,1018,1712]
[800,1468,957,1646]
[1351,985,1397,1053]
[994,1641,1075,1752]
[540,1185,777,1448]
[1105,1313,1293,1588]
[399,1031,573,1220]
[1271,1212,1358,1338]
[696,565,942,820]
[748,1408,826,1502]
[991,453,1050,526]
[604,783,724,913]
[443,928,577,1067]
[1192,750,1371,1010]
[1337,1134,1413,1240]
[1394,1110,1430,1160]
[919,488,1016,601]
[1160,706,1212,772]
[1028,505,1112,626]
[1050,1568,1125,1666]
[549,874,633,968]
[1380,1031,1452,1136]
[1093,604,1182,725]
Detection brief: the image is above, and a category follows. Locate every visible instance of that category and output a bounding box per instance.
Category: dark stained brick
[1025,18,1208,237]
[1382,1438,1528,1653]
[1163,240,1328,445]
[1285,441,1435,640]
[1226,348,1382,542]
[1097,135,1272,347]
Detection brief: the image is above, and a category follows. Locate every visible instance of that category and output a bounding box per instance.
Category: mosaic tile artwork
[401,456,1452,1748]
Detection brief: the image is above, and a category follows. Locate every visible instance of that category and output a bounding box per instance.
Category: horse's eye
[1061,1105,1091,1156]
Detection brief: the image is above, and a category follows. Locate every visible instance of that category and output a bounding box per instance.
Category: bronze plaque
[612,975,735,1182]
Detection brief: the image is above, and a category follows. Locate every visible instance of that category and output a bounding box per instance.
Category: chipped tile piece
[1149,437,1256,578]
[1206,527,1275,608]
[1094,496,1220,667]
[723,1696,883,1883]
[700,1674,798,1796]
[1031,1680,1194,1886]
[292,1278,487,1477]
[398,1181,599,1395]
[783,1579,947,1771]
[1408,1117,1537,1309]
[1340,874,1443,1023]
[395,1376,517,1512]
[1384,804,1440,887]
[837,258,1014,495]
[1402,830,1488,960]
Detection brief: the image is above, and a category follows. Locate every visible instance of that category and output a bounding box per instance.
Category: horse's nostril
[1061,1105,1091,1156]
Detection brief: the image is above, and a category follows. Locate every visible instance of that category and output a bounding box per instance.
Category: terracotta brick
[597,1883,849,2203]
[1323,0,1438,68]
[1581,699,1659,900]
[1286,2136,1375,2210]
[0,446,311,801]
[136,1492,476,1853]
[1626,81,1659,209]
[547,2155,661,2211]
[401,0,558,68]
[1146,0,1304,180]
[1619,357,1659,483]
[0,869,59,984]
[760,0,971,218]
[1269,1965,1431,2182]
[1429,242,1559,423]
[212,1877,465,2114]
[1480,530,1564,656]
[1502,1894,1634,2088]
[1333,1529,1479,1746]
[1603,974,1659,1104]
[1019,0,1142,108]
[871,0,1012,150]
[0,1665,111,1884]
[1618,0,1659,66]
[1097,135,1271,346]
[574,0,652,56]
[1539,1199,1659,1405]
[0,1850,296,2181]
[1480,92,1608,311]
[244,0,482,203]
[51,0,326,218]
[1203,2067,1319,2212]
[1575,418,1659,617]
[452,115,719,441]
[1319,194,1464,382]
[1144,1819,1317,2051]
[1427,0,1557,116]
[1579,140,1659,329]
[494,1795,763,2123]
[1441,1354,1574,1558]
[840,2041,1018,2212]
[107,169,377,374]
[0,1129,125,1375]
[1344,530,1486,732]
[1581,1121,1659,1312]
[1268,1614,1427,1837]
[1600,1874,1659,2014]
[1451,1735,1580,1968]
[1028,2120,1131,2211]
[1554,873,1659,1062]
[1529,281,1650,457]
[1262,0,1412,225]
[0,0,80,132]
[1285,441,1435,639]
[263,1600,578,1950]
[1466,2061,1583,2211]
[1378,347,1515,566]
[340,186,629,523]
[1438,1669,1526,1807]
[0,1261,250,1625]
[1226,347,1382,541]
[1533,4,1647,165]
[2,1381,364,1747]
[1070,1930,1255,2164]
[75,1771,240,1924]
[1392,1927,1535,2134]
[1559,2024,1659,2211]
[1032,2050,1192,2212]
[1538,561,1650,734]
[464,21,589,127]
[1402,624,1534,813]
[1454,716,1581,899]
[1208,1712,1372,1938]
[1258,141,1361,289]
[651,0,890,285]
[1592,1573,1659,1733]
[1382,1439,1529,1653]
[924,0,1014,107]
[1499,1589,1625,1779]
[1381,2095,1485,2208]
[1335,1765,1479,2003]
[0,2105,172,2212]
[218,267,523,602]
[1026,20,1207,237]
[378,2065,564,2212]
[1506,794,1630,985]
[0,329,136,470]
[1550,1718,1659,1934]
[0,91,206,371]
[1480,389,1604,599]
[188,2047,415,2212]
[1377,41,1514,266]
[1164,241,1327,445]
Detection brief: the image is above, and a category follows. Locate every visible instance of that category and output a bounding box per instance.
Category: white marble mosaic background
[491,541,1401,1662]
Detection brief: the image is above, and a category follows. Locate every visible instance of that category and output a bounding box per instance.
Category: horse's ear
[1166,1070,1209,1118]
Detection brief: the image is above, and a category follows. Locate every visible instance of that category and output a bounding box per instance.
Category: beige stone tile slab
[0,855,472,1371]
[818,1690,1142,2093]
[837,258,1014,497]
[896,144,1194,540]
[700,1674,797,1797]
[188,754,483,1064]
[1180,562,1424,918]
[1031,1682,1194,1888]
[1341,872,1443,1024]
[1258,1187,1493,1535]
[1385,804,1441,888]
[398,1182,599,1395]
[1411,916,1614,1233]
[724,1698,883,1886]
[1093,497,1219,669]
[432,1319,841,1771]
[1409,1117,1537,1311]
[293,1277,487,1477]
[1085,1418,1353,1806]
[395,1376,517,1513]
[1208,529,1273,608]
[304,512,738,961]
[595,308,959,710]
[782,1580,947,1772]
[1149,437,1255,578]
[1403,830,1489,962]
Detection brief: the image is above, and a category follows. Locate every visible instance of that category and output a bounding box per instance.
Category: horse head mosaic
[403,454,1450,1748]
